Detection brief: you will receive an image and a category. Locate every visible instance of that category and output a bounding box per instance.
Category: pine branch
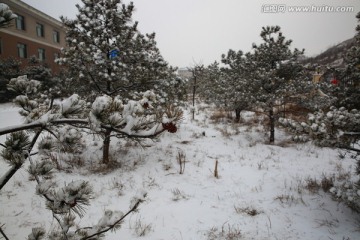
[344,132,360,136]
[79,198,144,240]
[109,80,159,96]
[44,127,59,140]
[53,213,69,240]
[48,98,55,112]
[0,119,167,140]
[0,165,20,191]
[0,129,43,191]
[108,124,166,139]
[84,66,103,94]
[0,224,9,240]
[339,146,360,153]
[0,119,88,136]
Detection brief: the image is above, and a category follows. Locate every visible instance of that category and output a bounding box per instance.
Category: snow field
[0,103,359,239]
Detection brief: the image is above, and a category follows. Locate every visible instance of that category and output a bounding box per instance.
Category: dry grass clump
[207,224,242,240]
[304,175,334,194]
[234,205,262,216]
[210,109,232,123]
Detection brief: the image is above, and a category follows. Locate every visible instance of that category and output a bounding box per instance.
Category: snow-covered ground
[0,103,359,239]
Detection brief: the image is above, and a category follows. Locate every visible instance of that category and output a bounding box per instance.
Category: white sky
[22,0,360,68]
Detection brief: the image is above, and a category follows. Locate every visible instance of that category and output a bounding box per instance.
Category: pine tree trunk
[102,129,112,164]
[235,108,241,123]
[269,108,275,143]
[192,75,196,120]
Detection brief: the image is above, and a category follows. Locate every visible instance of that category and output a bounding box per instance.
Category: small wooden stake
[214,160,219,178]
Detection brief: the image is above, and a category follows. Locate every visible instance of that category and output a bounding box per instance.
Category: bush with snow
[280,106,360,147]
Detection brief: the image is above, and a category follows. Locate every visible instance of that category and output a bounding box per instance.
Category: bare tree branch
[0,224,10,240]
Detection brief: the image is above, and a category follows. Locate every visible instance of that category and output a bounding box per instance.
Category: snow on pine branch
[0,3,17,28]
[89,90,181,135]
[60,94,87,118]
[77,191,147,239]
[279,106,360,147]
[44,180,93,217]
[7,75,41,96]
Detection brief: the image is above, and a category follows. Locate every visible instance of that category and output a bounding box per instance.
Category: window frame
[38,48,46,61]
[53,30,60,43]
[17,43,27,58]
[15,14,26,30]
[36,23,45,37]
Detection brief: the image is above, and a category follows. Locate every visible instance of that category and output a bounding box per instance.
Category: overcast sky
[22,0,360,68]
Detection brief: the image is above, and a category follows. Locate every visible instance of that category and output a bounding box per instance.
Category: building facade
[0,0,66,73]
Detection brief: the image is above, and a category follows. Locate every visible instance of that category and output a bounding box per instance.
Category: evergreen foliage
[0,73,179,238]
[1,2,359,237]
[203,26,312,140]
[0,56,58,103]
[279,13,360,213]
[57,0,182,101]
[0,3,17,28]
[248,26,305,142]
[334,12,360,109]
[280,106,360,212]
[0,57,21,103]
[57,0,185,163]
[220,50,255,122]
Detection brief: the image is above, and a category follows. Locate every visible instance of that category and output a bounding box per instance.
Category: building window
[15,15,25,30]
[17,43,27,58]
[38,48,45,61]
[53,30,60,43]
[36,23,44,37]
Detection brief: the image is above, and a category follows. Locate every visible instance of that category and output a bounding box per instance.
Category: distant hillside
[301,37,356,68]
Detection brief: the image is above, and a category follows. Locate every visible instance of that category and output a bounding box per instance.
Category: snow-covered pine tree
[1,75,182,189]
[0,3,17,28]
[0,75,180,238]
[337,11,360,109]
[197,62,222,104]
[186,64,204,120]
[219,50,255,122]
[57,0,173,99]
[0,75,87,190]
[248,26,304,143]
[57,0,184,163]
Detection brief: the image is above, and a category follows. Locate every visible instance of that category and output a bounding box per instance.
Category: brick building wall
[0,0,66,74]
